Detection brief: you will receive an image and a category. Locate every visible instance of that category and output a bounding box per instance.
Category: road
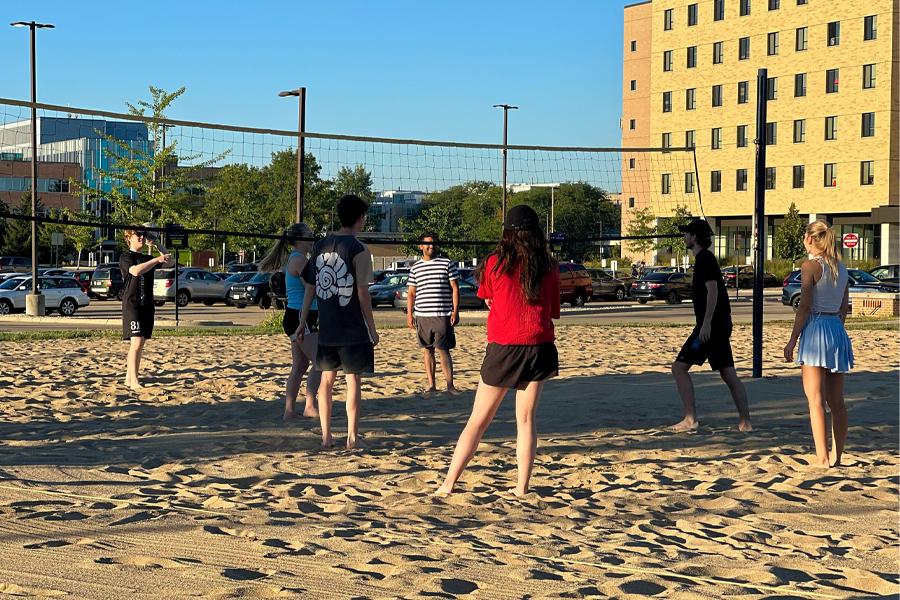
[0,289,794,331]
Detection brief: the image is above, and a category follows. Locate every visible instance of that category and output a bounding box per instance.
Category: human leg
[801,365,830,467]
[317,369,337,447]
[719,367,752,431]
[344,373,362,449]
[284,342,310,421]
[436,349,458,393]
[670,360,698,431]
[513,381,544,495]
[823,372,847,466]
[126,337,146,391]
[304,361,321,417]
[422,348,436,392]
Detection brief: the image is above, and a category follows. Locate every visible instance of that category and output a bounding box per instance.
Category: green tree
[774,202,807,262]
[333,165,376,230]
[60,209,96,268]
[0,196,39,257]
[400,199,471,261]
[625,207,656,259]
[655,204,693,264]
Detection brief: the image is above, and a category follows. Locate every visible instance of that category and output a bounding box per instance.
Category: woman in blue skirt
[784,219,853,467]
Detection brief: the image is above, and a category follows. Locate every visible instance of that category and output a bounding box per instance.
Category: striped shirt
[408,257,459,317]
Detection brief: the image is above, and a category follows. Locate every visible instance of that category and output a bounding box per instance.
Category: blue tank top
[286,250,316,310]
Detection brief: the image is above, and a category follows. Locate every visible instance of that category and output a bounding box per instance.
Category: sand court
[0,325,897,598]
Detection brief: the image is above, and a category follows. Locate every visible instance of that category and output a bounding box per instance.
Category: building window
[685,88,696,110]
[714,0,725,21]
[769,0,779,9]
[797,0,806,4]
[793,165,805,188]
[663,50,673,72]
[711,170,722,192]
[629,157,636,168]
[825,116,837,140]
[766,77,777,100]
[863,64,876,89]
[796,27,807,51]
[794,72,807,97]
[864,15,877,41]
[712,84,723,107]
[662,132,672,149]
[662,91,672,112]
[739,36,750,60]
[826,69,839,93]
[765,166,776,189]
[767,32,779,55]
[685,172,696,193]
[740,0,751,16]
[662,173,671,194]
[688,3,698,25]
[793,119,805,143]
[737,80,749,103]
[631,40,637,52]
[765,121,777,145]
[713,41,723,64]
[685,130,696,148]
[629,119,636,130]
[687,46,697,68]
[664,8,674,30]
[711,127,722,149]
[630,79,637,91]
[737,125,748,147]
[860,161,874,186]
[737,168,748,191]
[824,163,836,187]
[628,197,635,208]
[861,112,875,137]
[828,21,840,46]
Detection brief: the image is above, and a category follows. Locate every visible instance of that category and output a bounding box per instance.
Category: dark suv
[781,268,898,311]
[559,263,592,306]
[631,272,693,304]
[89,265,125,300]
[0,256,31,273]
[229,272,273,309]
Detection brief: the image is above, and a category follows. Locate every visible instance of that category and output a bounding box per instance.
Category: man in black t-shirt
[670,219,751,432]
[120,227,174,392]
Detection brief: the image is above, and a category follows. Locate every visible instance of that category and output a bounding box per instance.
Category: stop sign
[842,233,860,248]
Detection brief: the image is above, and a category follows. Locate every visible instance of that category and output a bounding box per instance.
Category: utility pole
[279,88,306,223]
[493,103,518,220]
[752,69,769,378]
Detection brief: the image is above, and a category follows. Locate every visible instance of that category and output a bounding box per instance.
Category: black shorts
[283,308,318,337]
[416,316,456,350]
[123,305,154,340]
[480,342,559,390]
[316,343,374,374]
[676,324,735,371]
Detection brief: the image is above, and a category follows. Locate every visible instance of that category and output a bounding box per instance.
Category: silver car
[0,276,90,316]
[153,268,228,307]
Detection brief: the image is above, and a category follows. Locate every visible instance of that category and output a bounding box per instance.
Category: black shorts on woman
[480,342,559,390]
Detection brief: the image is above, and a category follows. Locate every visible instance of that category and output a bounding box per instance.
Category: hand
[699,322,711,343]
[371,331,380,347]
[783,338,796,362]
[292,324,306,344]
[485,298,493,310]
[156,253,171,264]
[451,311,459,326]
[407,314,415,329]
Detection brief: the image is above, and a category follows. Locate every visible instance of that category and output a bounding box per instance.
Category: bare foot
[446,387,462,396]
[282,410,299,423]
[128,382,145,393]
[321,435,334,449]
[738,419,753,432]
[346,436,366,450]
[811,458,830,468]
[434,484,453,495]
[420,387,437,396]
[302,404,319,418]
[668,417,698,432]
[511,487,528,497]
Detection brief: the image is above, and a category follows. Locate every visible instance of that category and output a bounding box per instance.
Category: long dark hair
[479,227,554,303]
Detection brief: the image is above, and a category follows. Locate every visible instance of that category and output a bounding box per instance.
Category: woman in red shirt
[437,205,560,496]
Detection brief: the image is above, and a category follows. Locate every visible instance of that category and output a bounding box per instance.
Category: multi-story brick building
[622,0,899,264]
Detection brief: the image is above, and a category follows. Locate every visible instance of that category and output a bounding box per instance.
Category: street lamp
[11,20,54,316]
[279,87,306,223]
[492,103,518,220]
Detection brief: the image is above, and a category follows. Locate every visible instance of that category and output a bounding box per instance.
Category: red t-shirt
[477,254,560,345]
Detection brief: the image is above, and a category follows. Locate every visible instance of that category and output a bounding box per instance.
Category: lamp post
[11,20,54,316]
[492,103,518,220]
[279,88,306,223]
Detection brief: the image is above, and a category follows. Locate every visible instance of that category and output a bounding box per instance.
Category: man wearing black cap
[670,218,752,432]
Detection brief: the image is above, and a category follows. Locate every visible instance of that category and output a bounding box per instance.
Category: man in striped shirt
[407,234,460,395]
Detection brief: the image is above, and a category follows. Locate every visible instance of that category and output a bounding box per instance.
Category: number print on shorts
[130,320,141,334]
[315,251,354,306]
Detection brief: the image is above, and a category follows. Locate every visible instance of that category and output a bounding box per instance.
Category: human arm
[839,283,849,323]
[406,285,416,328]
[449,279,460,325]
[123,249,170,277]
[784,260,818,361]
[354,248,379,346]
[699,280,718,343]
[295,281,315,342]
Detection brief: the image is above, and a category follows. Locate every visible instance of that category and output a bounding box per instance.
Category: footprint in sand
[221,568,271,581]
[439,578,479,595]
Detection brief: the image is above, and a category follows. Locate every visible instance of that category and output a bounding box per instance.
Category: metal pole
[493,104,517,220]
[550,186,555,233]
[752,68,769,378]
[298,87,306,223]
[28,24,39,299]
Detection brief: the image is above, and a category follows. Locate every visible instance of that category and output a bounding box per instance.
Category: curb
[0,316,236,327]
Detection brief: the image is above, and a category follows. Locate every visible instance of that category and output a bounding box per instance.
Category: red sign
[842,233,860,249]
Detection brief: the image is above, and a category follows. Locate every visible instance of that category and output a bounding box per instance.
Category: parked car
[722,265,780,288]
[90,265,125,300]
[869,264,899,284]
[393,278,486,311]
[631,272,694,304]
[559,263,592,307]
[223,271,258,306]
[0,275,90,316]
[370,272,409,307]
[0,272,22,282]
[0,256,31,273]
[153,267,229,307]
[371,268,410,286]
[229,271,273,308]
[642,265,688,276]
[226,262,258,273]
[587,269,631,301]
[781,268,899,311]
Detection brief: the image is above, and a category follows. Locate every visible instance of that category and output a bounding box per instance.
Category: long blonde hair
[805,219,841,283]
[258,223,314,272]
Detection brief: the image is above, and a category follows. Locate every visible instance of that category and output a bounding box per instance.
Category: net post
[298,87,306,223]
[752,68,769,379]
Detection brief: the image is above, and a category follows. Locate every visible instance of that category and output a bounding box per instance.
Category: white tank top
[811,257,847,314]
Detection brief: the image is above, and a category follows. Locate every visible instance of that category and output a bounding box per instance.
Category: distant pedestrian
[631,262,639,278]
[784,219,852,468]
[298,194,378,449]
[437,205,560,496]
[407,234,461,395]
[669,219,751,432]
[119,226,174,392]
[638,261,646,278]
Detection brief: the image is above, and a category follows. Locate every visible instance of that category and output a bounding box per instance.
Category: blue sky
[1,1,629,147]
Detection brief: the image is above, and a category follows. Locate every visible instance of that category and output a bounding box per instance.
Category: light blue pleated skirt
[796,313,854,373]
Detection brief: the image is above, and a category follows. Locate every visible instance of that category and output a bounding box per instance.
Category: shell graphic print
[315,251,355,306]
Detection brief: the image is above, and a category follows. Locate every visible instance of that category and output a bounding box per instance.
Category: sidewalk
[0,315,236,327]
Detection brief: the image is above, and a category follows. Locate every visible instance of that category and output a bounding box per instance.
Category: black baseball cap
[678,218,713,238]
[503,204,540,231]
